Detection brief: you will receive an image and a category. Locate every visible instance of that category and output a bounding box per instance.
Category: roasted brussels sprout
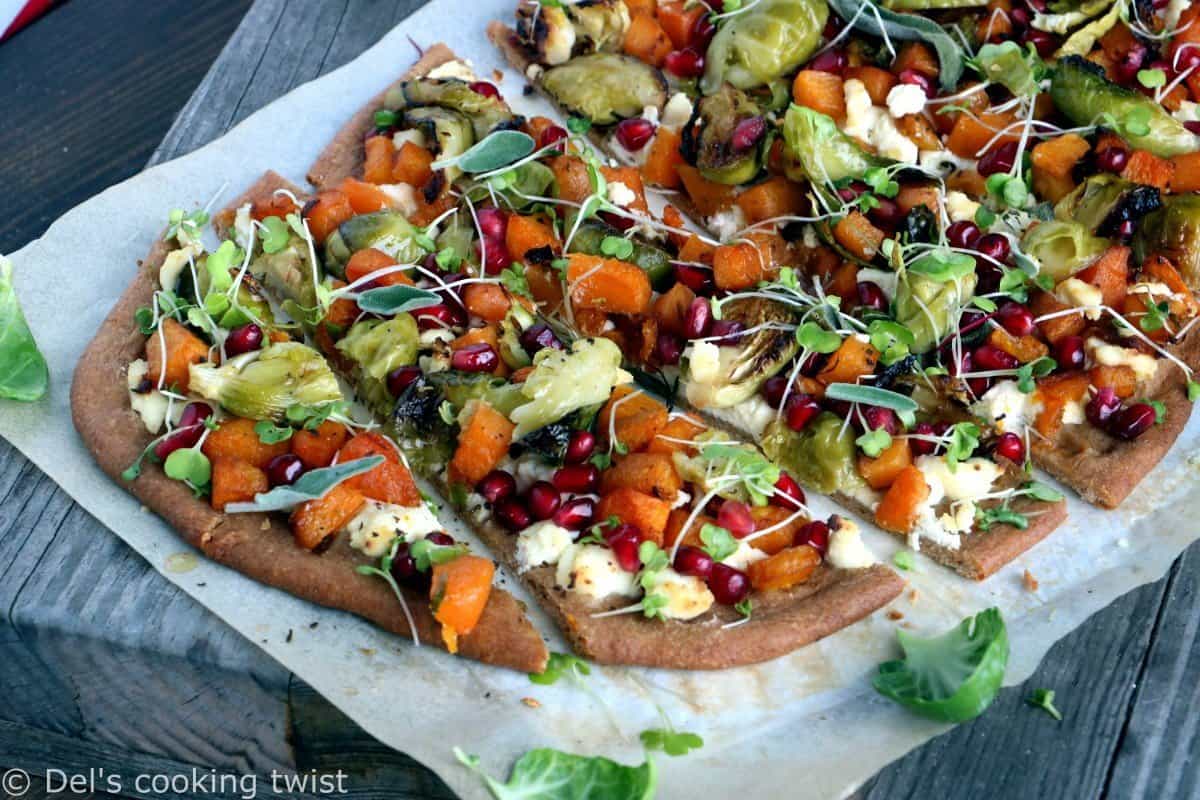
[387,374,454,472]
[427,371,529,418]
[565,0,631,53]
[680,84,767,185]
[336,316,420,416]
[895,271,978,353]
[1020,220,1109,282]
[541,53,668,125]
[567,219,673,287]
[324,211,426,278]
[251,236,318,308]
[498,303,538,369]
[189,342,343,421]
[402,106,475,181]
[701,0,828,95]
[684,298,800,408]
[509,337,630,438]
[463,160,557,211]
[1050,56,1200,158]
[1054,174,1162,238]
[782,104,889,186]
[760,413,864,495]
[397,79,516,140]
[1133,194,1200,293]
[516,3,577,66]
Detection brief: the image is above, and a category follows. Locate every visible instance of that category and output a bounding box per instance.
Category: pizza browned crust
[1030,329,1200,509]
[306,43,459,191]
[70,186,548,674]
[439,480,905,669]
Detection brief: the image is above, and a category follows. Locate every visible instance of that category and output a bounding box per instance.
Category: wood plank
[1104,545,1200,798]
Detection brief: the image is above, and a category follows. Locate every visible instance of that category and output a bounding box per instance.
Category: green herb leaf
[971,296,998,312]
[1027,688,1063,721]
[374,109,398,129]
[1016,356,1057,394]
[566,116,592,134]
[1142,398,1167,424]
[873,607,1009,722]
[700,524,739,561]
[435,130,536,174]
[893,550,915,571]
[286,401,346,431]
[907,249,977,283]
[410,537,469,571]
[857,427,893,458]
[735,598,753,618]
[599,235,635,260]
[0,257,50,402]
[1187,380,1200,402]
[258,216,290,254]
[500,263,532,299]
[998,268,1031,303]
[863,166,900,198]
[224,456,384,513]
[135,306,157,335]
[254,420,294,445]
[795,321,843,353]
[355,285,442,315]
[163,448,212,488]
[868,319,915,366]
[976,505,1028,531]
[638,540,669,574]
[1137,68,1167,89]
[1123,106,1152,137]
[640,728,704,757]
[1138,298,1170,333]
[1022,480,1063,503]
[974,205,997,228]
[824,383,919,415]
[455,747,656,800]
[945,422,981,472]
[205,241,241,293]
[529,652,592,685]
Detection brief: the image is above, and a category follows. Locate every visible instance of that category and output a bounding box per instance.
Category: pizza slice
[221,171,904,669]
[71,176,549,672]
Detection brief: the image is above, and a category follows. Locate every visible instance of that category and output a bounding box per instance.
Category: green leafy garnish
[205,240,241,293]
[700,524,739,561]
[893,550,915,571]
[374,109,398,129]
[566,116,592,134]
[225,456,383,513]
[286,401,346,430]
[165,208,210,241]
[857,427,893,458]
[434,129,536,174]
[863,166,900,198]
[455,747,656,800]
[500,263,532,299]
[529,652,592,686]
[795,321,843,353]
[1016,356,1057,394]
[135,306,157,335]
[1022,480,1063,503]
[354,284,442,315]
[945,422,981,472]
[163,448,212,489]
[873,608,1009,723]
[1137,68,1167,89]
[254,420,294,445]
[698,444,781,506]
[1138,297,1170,333]
[976,505,1028,531]
[735,598,753,618]
[975,205,997,229]
[907,249,976,283]
[1027,688,1063,721]
[1187,380,1200,401]
[1142,398,1167,424]
[824,383,919,426]
[640,728,704,757]
[599,235,635,260]
[410,537,469,571]
[0,257,50,401]
[259,216,290,254]
[868,319,915,366]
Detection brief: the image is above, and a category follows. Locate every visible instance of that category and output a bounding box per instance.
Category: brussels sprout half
[701,0,829,95]
[541,53,668,126]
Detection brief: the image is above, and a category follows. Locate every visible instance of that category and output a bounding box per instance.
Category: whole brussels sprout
[701,0,829,95]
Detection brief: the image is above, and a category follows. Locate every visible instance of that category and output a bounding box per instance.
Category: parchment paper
[2,2,1199,797]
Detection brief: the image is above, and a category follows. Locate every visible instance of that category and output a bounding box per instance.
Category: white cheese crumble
[650,568,714,620]
[1056,277,1103,320]
[843,79,877,142]
[857,267,899,302]
[661,92,694,132]
[873,114,919,163]
[945,191,981,223]
[377,183,418,217]
[706,206,747,242]
[722,540,768,571]
[392,128,428,150]
[346,500,442,558]
[686,340,722,384]
[539,7,576,65]
[1086,337,1158,383]
[826,518,877,569]
[426,59,478,82]
[886,83,927,118]
[919,149,977,176]
[917,455,1002,506]
[971,380,1041,434]
[515,520,575,572]
[158,241,204,292]
[126,358,170,434]
[555,544,640,601]
[607,181,638,208]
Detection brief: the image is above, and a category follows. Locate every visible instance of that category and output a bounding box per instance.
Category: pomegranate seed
[605,524,644,572]
[153,425,205,461]
[673,263,713,292]
[856,281,888,311]
[911,421,939,456]
[599,210,635,231]
[1187,121,1200,136]
[977,141,1019,177]
[1054,335,1085,371]
[1116,219,1135,240]
[717,500,755,538]
[469,81,500,99]
[615,117,656,151]
[539,124,568,149]
[495,497,533,531]
[771,472,807,509]
[1023,29,1056,57]
[898,69,935,98]
[674,545,714,579]
[973,343,1019,371]
[387,365,422,396]
[993,432,1025,463]
[177,402,213,429]
[1109,402,1156,440]
[799,351,825,376]
[664,48,704,78]
[863,406,900,435]
[690,11,716,49]
[1114,44,1148,86]
[266,453,304,486]
[1086,387,1122,427]
[225,323,264,357]
[478,237,512,275]
[519,322,565,354]
[709,319,745,345]
[761,375,790,408]
[786,394,822,432]
[427,531,456,548]
[1097,146,1129,174]
[808,48,847,74]
[527,481,562,520]
[868,197,904,231]
[655,331,684,365]
[946,220,983,249]
[478,470,517,504]
[974,233,1011,264]
[795,520,829,554]
[684,297,713,339]
[553,497,596,530]
[565,430,596,464]
[415,303,466,332]
[707,563,750,605]
[553,464,600,494]
[476,207,507,240]
[1171,42,1200,72]
[836,182,868,203]
[1009,5,1030,30]
[390,542,431,589]
[731,117,766,152]
[451,343,499,372]
[996,302,1036,337]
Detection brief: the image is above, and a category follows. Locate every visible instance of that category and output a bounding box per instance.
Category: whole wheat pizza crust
[70,175,548,673]
[307,43,459,191]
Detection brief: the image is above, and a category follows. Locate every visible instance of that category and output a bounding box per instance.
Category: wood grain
[3,0,1200,797]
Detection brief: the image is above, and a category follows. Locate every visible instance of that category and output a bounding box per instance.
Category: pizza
[71,0,1200,671]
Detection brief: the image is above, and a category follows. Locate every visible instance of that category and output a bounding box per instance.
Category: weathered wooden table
[2,1,1199,797]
